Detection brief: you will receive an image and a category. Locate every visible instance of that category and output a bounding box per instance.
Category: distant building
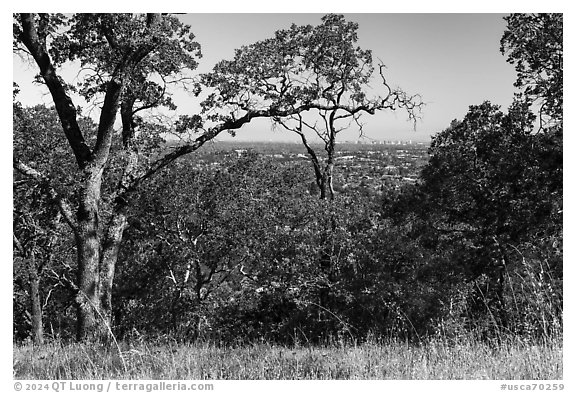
[384,165,400,175]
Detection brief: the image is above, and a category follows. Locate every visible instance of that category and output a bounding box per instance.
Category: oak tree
[13,13,204,341]
[202,14,423,201]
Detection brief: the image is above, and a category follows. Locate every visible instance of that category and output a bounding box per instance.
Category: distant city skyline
[13,13,518,143]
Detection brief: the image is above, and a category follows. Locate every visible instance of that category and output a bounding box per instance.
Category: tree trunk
[319,177,327,200]
[318,165,336,309]
[28,252,44,345]
[100,209,129,329]
[75,168,107,342]
[493,238,509,330]
[98,134,138,330]
[323,161,335,201]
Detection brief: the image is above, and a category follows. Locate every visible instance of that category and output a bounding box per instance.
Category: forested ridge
[13,13,562,346]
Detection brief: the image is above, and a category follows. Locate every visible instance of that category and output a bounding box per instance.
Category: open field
[13,336,562,380]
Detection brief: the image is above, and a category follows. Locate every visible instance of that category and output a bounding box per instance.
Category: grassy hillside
[13,336,562,380]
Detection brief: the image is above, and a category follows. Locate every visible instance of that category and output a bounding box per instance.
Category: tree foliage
[501,13,563,128]
[422,101,560,244]
[112,154,429,343]
[13,105,83,344]
[400,31,562,335]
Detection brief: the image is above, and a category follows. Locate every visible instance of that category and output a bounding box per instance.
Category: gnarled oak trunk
[74,168,106,341]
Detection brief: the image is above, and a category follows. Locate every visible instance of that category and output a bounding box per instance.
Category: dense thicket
[14,144,561,343]
[113,153,430,343]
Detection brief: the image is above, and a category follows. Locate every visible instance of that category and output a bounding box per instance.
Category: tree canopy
[500,13,563,129]
[202,14,421,130]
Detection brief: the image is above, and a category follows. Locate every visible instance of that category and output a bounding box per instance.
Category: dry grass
[13,335,562,380]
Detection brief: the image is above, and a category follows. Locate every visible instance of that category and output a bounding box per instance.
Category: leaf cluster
[421,101,559,244]
[501,13,563,127]
[200,14,376,123]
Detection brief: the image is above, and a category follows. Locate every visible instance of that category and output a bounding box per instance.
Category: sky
[12,13,519,143]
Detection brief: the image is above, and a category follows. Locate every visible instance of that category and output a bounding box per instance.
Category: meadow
[13,335,562,380]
